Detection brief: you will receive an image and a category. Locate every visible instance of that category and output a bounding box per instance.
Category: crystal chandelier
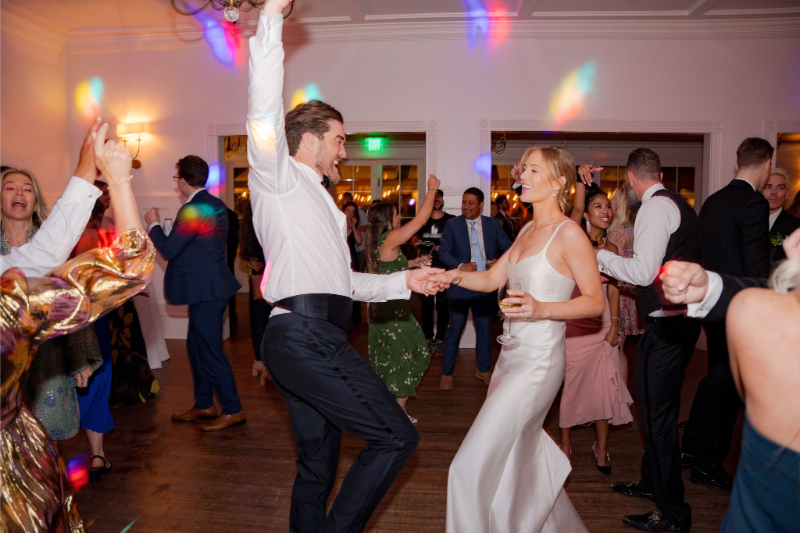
[171,0,294,23]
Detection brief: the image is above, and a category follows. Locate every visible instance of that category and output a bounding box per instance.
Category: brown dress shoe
[200,411,246,432]
[171,406,216,422]
[440,375,454,390]
[475,369,492,385]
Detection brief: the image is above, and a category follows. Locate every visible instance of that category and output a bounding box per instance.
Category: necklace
[3,233,30,247]
[590,235,606,248]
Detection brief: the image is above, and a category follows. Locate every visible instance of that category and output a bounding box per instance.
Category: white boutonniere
[770,232,786,247]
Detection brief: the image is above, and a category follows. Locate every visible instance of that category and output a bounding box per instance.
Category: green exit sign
[365,137,385,152]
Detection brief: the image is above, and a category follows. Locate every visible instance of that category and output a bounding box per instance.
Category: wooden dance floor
[61,295,738,532]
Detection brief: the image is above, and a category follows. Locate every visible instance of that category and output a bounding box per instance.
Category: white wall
[5,17,800,337]
[1,16,70,205]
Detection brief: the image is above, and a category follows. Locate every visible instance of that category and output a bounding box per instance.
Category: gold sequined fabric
[1,229,154,533]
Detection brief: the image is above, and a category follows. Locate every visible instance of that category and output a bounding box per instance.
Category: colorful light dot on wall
[290,83,324,109]
[75,77,104,121]
[205,164,225,198]
[473,153,492,179]
[550,62,597,127]
[463,0,511,49]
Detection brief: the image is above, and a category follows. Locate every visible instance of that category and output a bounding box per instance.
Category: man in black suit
[681,137,773,490]
[494,194,516,241]
[438,187,512,390]
[763,168,800,264]
[145,156,244,431]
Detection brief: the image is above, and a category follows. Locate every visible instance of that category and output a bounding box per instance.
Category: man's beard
[626,189,642,212]
[315,148,340,185]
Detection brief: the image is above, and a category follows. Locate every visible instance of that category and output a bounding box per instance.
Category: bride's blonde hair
[769,242,800,301]
[519,146,576,213]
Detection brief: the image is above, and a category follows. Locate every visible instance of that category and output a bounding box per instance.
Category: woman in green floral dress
[366,174,441,423]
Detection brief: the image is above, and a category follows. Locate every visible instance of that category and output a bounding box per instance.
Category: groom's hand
[265,0,293,15]
[406,268,445,295]
[659,261,709,305]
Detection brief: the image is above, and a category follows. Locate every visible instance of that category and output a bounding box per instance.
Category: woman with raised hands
[0,123,155,533]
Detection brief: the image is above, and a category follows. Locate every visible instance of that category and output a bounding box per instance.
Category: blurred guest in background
[494,194,516,241]
[226,207,241,322]
[762,168,800,263]
[343,200,363,324]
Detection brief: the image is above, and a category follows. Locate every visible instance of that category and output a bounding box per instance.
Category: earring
[585,219,591,233]
[552,190,557,197]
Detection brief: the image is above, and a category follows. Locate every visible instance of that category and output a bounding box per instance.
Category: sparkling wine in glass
[419,241,434,268]
[497,281,521,345]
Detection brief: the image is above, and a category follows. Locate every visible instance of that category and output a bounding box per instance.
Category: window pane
[353,166,371,207]
[678,167,696,208]
[382,165,399,203]
[400,165,418,218]
[662,167,677,192]
[600,167,619,197]
[233,167,250,216]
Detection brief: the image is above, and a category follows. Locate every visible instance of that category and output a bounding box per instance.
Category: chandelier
[171,0,294,23]
[491,131,507,154]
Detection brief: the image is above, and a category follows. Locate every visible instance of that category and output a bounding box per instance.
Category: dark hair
[342,201,358,217]
[583,184,607,212]
[736,137,774,169]
[496,194,507,206]
[626,148,661,181]
[435,189,444,197]
[463,187,485,204]
[371,199,381,206]
[285,100,344,157]
[365,202,395,274]
[94,179,108,188]
[90,199,106,222]
[238,201,264,262]
[176,155,209,188]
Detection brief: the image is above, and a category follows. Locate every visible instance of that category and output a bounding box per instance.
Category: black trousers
[420,291,449,342]
[261,313,419,533]
[187,298,242,414]
[636,316,701,528]
[248,283,271,359]
[682,321,741,472]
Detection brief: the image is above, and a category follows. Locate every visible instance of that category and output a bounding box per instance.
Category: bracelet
[452,269,464,286]
[611,317,619,322]
[427,188,437,191]
[108,175,133,189]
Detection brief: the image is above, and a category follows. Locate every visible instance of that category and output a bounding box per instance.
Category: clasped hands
[426,271,546,319]
[406,268,448,296]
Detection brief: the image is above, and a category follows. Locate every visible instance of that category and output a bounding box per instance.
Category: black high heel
[593,441,611,475]
[88,455,112,483]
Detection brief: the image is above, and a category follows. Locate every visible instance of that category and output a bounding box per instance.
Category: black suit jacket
[699,179,771,279]
[769,210,800,264]
[149,189,241,306]
[706,274,768,322]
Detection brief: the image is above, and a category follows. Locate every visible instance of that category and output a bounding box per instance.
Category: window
[491,164,525,226]
[381,165,419,222]
[594,166,696,208]
[335,165,372,208]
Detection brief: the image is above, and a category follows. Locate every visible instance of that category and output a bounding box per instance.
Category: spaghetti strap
[541,220,574,255]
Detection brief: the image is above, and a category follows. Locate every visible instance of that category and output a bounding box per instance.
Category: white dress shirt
[466,216,486,264]
[1,177,101,277]
[148,188,204,233]
[686,271,724,319]
[596,183,681,316]
[247,14,409,316]
[769,208,782,231]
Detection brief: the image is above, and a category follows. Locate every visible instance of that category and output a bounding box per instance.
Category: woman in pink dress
[607,183,643,382]
[559,186,634,475]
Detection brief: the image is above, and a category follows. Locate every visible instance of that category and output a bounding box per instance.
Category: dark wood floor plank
[59,296,735,532]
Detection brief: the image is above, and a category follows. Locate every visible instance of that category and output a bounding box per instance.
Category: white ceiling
[2,0,799,34]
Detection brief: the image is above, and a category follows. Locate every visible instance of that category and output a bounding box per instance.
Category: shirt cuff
[687,271,722,319]
[596,249,613,274]
[148,221,161,232]
[62,176,102,202]
[385,271,412,300]
[258,13,284,43]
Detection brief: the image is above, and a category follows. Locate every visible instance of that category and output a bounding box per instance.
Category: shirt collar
[734,177,757,191]
[769,208,782,230]
[467,216,482,227]
[186,188,204,203]
[642,183,665,202]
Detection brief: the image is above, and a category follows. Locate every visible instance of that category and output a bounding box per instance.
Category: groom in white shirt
[247,2,444,531]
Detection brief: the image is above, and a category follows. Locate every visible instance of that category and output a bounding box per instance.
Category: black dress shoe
[680,452,696,469]
[622,510,687,532]
[610,481,655,500]
[689,466,733,492]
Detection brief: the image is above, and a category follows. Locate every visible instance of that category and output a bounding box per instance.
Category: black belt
[274,293,353,332]
[645,314,685,325]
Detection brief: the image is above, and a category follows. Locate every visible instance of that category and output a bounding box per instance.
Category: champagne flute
[419,241,434,268]
[497,281,522,345]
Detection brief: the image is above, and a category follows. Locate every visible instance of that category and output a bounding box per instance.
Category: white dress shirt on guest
[246,14,409,316]
[466,216,486,264]
[596,183,682,317]
[1,177,101,277]
[769,208,782,231]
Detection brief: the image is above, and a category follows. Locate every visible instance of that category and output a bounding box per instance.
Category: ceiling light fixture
[171,0,294,23]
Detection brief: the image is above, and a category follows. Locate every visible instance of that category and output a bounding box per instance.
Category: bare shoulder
[728,288,781,325]
[728,289,799,346]
[554,220,591,250]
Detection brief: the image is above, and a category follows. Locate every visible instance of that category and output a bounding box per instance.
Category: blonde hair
[609,183,637,231]
[769,247,800,302]
[1,168,48,229]
[520,146,576,213]
[769,167,791,186]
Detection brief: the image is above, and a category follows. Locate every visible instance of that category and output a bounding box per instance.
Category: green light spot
[365,137,385,152]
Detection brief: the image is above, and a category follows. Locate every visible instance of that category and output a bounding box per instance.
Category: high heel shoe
[593,441,611,475]
[258,368,272,386]
[252,360,265,377]
[88,455,111,483]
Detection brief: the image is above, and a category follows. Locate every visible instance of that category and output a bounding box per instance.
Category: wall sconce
[116,122,150,169]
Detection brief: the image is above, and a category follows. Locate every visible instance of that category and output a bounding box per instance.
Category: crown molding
[487,119,725,134]
[1,5,66,52]
[706,7,800,17]
[60,16,800,55]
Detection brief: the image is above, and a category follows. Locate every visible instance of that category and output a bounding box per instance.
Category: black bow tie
[321,175,330,189]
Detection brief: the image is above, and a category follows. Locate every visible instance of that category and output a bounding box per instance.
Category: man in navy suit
[144,155,244,431]
[438,187,512,390]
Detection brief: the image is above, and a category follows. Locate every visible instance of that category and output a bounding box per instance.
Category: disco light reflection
[75,77,104,121]
[550,62,597,127]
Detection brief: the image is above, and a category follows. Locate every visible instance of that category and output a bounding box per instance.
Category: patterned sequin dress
[0,229,154,533]
[607,225,644,336]
[367,232,430,397]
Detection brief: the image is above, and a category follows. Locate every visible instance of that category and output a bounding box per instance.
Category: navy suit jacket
[149,189,241,306]
[439,215,513,300]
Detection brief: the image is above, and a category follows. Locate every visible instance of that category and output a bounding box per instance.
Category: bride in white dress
[432,146,606,533]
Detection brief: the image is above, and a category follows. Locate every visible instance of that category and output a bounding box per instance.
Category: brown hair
[736,138,773,169]
[1,168,48,229]
[626,148,662,182]
[609,183,637,231]
[365,202,395,274]
[285,100,344,157]
[520,146,576,213]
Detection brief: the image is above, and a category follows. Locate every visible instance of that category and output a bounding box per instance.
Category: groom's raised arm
[246,4,295,196]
